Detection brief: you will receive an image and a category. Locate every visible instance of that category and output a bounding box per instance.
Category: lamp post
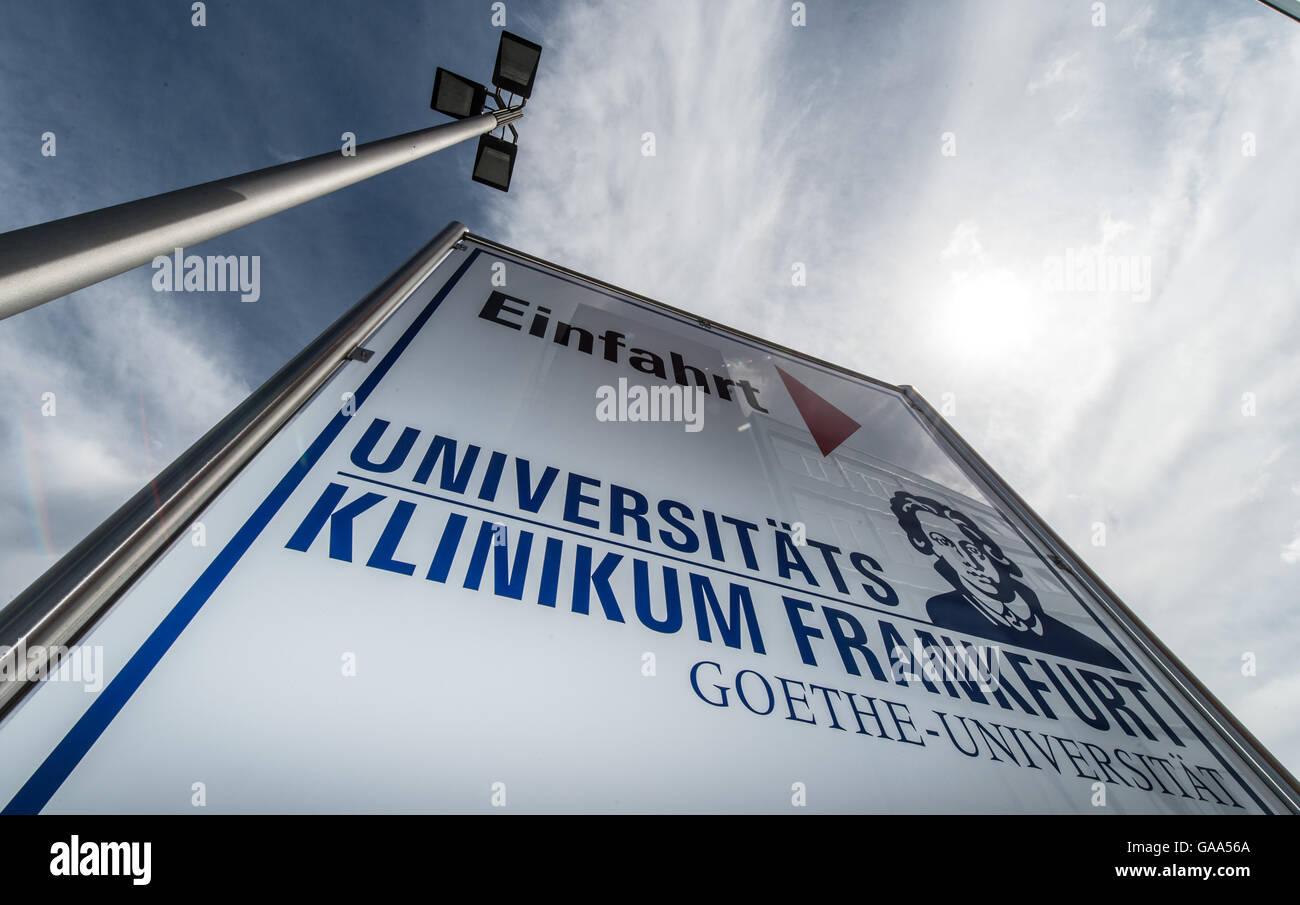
[0,31,542,320]
[433,31,542,192]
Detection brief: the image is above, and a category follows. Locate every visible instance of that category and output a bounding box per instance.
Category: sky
[1,0,1298,778]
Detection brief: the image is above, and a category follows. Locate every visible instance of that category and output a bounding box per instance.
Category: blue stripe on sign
[3,248,480,815]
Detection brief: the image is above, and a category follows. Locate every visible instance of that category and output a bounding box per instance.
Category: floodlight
[471,135,517,192]
[491,31,542,99]
[431,67,488,119]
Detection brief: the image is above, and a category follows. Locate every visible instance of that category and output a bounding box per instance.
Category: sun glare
[942,269,1039,359]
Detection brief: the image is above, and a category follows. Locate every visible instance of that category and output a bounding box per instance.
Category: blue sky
[2,0,1298,776]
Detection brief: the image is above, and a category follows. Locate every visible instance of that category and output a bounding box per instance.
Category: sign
[0,236,1289,813]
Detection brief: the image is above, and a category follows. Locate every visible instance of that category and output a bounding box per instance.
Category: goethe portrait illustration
[890,491,1125,672]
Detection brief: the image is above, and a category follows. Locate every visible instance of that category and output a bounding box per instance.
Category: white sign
[0,237,1287,813]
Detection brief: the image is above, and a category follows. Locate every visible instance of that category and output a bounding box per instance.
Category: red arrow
[774,365,861,457]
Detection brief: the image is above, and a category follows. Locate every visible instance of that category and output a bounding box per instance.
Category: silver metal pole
[0,110,518,319]
[0,221,469,719]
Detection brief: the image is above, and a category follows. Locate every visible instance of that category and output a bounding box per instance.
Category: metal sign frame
[0,222,469,720]
[2,221,1295,812]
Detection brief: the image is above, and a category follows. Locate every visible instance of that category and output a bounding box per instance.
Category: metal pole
[0,221,469,720]
[0,110,519,319]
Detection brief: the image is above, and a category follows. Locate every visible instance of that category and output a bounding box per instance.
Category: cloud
[0,276,251,601]
[1026,50,1083,94]
[485,0,1300,774]
[1282,528,1300,565]
[1237,670,1300,774]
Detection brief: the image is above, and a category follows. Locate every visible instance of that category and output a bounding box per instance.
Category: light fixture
[428,32,540,192]
[471,135,518,192]
[491,31,542,99]
[430,67,488,120]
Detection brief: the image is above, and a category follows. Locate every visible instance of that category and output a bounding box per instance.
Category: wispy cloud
[487,0,1300,770]
[0,280,252,592]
